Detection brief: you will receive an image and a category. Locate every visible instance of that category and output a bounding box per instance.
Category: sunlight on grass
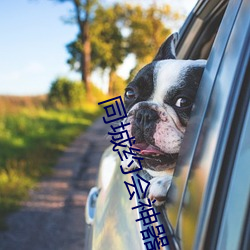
[0,167,35,230]
[0,96,103,230]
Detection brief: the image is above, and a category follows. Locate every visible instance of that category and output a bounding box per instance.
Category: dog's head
[124,33,206,174]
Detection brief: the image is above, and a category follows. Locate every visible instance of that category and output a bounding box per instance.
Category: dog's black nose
[135,109,159,129]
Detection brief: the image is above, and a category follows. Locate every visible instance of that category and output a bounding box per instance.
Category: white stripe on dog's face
[152,59,206,104]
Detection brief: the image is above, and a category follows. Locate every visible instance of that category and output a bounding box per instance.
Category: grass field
[0,95,103,230]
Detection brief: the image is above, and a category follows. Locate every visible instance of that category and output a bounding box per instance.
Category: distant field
[0,95,102,229]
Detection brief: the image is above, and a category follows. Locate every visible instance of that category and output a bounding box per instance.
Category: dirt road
[0,117,110,250]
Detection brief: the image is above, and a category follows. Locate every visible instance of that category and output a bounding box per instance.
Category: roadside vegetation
[0,81,106,230]
[0,0,180,231]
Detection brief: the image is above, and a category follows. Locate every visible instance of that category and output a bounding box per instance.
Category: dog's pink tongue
[133,143,163,155]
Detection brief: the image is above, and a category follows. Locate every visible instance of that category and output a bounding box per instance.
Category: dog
[122,33,206,206]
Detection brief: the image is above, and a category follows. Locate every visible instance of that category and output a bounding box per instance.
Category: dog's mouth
[133,143,178,171]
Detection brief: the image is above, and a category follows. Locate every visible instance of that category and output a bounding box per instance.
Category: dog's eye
[175,97,192,108]
[125,89,136,99]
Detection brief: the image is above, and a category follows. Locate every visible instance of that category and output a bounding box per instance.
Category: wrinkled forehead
[151,59,206,102]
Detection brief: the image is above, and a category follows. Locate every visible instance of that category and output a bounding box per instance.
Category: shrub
[48,77,85,108]
[90,84,109,102]
[112,74,126,96]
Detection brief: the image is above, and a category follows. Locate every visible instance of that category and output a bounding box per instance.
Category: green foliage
[0,96,102,230]
[109,72,126,96]
[66,4,126,73]
[90,4,126,72]
[55,0,99,94]
[124,4,172,65]
[66,3,174,87]
[90,84,110,102]
[48,77,85,108]
[66,39,82,72]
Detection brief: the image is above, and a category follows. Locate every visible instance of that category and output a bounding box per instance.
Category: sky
[0,0,197,96]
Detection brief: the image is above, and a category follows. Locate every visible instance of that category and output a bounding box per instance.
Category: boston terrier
[122,33,206,206]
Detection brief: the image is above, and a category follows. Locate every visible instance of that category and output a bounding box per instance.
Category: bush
[90,84,109,102]
[112,74,126,96]
[48,77,85,108]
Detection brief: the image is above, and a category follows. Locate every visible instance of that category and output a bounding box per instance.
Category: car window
[191,0,250,248]
[166,0,232,231]
[216,77,250,250]
[177,0,228,60]
[164,0,249,249]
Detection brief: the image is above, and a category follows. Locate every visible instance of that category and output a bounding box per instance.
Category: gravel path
[0,117,110,250]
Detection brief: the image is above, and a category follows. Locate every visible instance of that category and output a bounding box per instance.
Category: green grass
[0,98,102,230]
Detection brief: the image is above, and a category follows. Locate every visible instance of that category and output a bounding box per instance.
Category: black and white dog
[122,33,206,205]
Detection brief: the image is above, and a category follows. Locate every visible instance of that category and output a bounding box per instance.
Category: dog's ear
[153,32,179,61]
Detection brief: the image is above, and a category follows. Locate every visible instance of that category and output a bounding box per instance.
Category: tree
[67,4,127,95]
[124,4,172,75]
[54,0,98,97]
[65,3,174,94]
[90,4,127,95]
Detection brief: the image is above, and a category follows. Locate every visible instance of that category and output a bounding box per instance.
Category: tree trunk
[108,70,115,96]
[81,21,91,98]
[73,0,92,99]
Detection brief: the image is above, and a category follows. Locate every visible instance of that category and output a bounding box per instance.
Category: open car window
[177,0,228,60]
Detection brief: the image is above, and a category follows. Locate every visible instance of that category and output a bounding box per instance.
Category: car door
[84,0,242,249]
[165,0,250,249]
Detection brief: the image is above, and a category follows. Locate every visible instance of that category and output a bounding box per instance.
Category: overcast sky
[0,0,197,95]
